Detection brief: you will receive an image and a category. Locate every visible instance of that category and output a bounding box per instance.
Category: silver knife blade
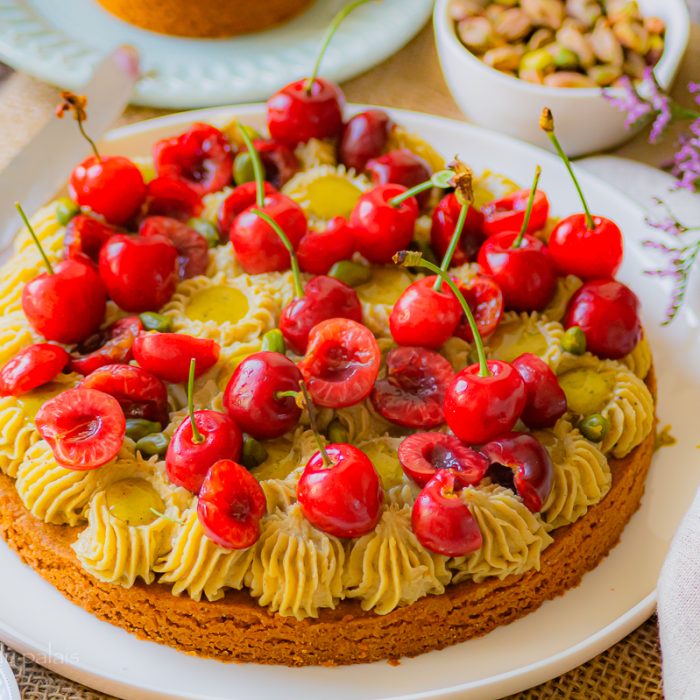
[0,46,140,251]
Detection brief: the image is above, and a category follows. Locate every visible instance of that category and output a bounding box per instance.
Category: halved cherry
[366,149,432,209]
[64,215,119,263]
[454,275,504,342]
[512,353,567,429]
[481,432,554,512]
[197,459,266,549]
[132,333,220,384]
[481,188,549,238]
[252,138,299,188]
[81,363,169,427]
[153,122,233,197]
[139,216,209,279]
[370,346,454,428]
[398,432,489,488]
[297,318,380,408]
[411,470,483,557]
[143,176,203,221]
[0,343,70,397]
[296,217,356,275]
[217,181,278,241]
[35,387,126,470]
[430,192,485,266]
[70,316,143,376]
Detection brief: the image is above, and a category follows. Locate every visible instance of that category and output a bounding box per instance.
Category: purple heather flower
[603,75,652,128]
[671,121,700,192]
[644,68,673,143]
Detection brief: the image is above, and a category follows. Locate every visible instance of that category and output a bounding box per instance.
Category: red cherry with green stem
[371,347,454,429]
[366,149,433,208]
[35,387,126,470]
[166,359,242,494]
[133,333,220,384]
[338,109,394,172]
[139,216,209,279]
[481,187,550,238]
[395,250,526,444]
[481,432,554,512]
[64,215,119,263]
[0,343,70,397]
[512,353,567,429]
[296,217,356,275]
[143,176,203,221]
[453,275,504,343]
[411,470,483,557]
[223,351,303,440]
[81,363,169,427]
[70,316,143,376]
[218,182,277,242]
[430,192,485,266]
[18,203,107,344]
[398,432,489,488]
[564,279,641,359]
[541,108,623,279]
[198,458,267,549]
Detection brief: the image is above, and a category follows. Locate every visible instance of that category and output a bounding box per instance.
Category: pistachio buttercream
[543,274,583,322]
[294,138,337,170]
[358,436,405,490]
[620,334,652,380]
[356,267,414,338]
[386,127,446,173]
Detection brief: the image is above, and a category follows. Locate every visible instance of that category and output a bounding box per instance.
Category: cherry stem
[15,202,54,274]
[305,0,372,94]
[394,251,490,378]
[78,119,101,162]
[275,390,299,401]
[433,202,469,292]
[298,380,332,467]
[187,358,204,445]
[237,121,266,209]
[540,108,594,230]
[512,165,542,249]
[149,508,184,525]
[250,208,304,298]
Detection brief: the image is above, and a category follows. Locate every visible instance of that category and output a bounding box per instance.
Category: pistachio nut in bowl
[434,0,690,156]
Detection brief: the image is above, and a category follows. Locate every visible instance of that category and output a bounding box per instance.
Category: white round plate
[0,653,20,700]
[0,106,695,700]
[0,0,432,109]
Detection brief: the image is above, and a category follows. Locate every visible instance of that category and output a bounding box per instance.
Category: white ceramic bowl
[434,0,690,156]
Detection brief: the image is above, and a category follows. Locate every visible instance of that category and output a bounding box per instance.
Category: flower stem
[512,165,542,248]
[394,250,490,378]
[237,122,266,209]
[298,380,332,467]
[433,203,468,292]
[187,358,204,444]
[15,202,54,274]
[250,208,304,298]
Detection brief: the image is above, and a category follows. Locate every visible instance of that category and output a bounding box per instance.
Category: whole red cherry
[69,155,146,226]
[198,459,267,549]
[481,188,549,238]
[453,275,504,343]
[0,343,70,397]
[430,192,485,266]
[132,333,220,384]
[143,176,203,221]
[297,443,383,538]
[70,316,142,376]
[98,234,179,313]
[366,149,432,208]
[22,257,107,344]
[512,353,567,429]
[564,279,641,359]
[338,109,393,172]
[224,351,302,440]
[411,470,483,557]
[218,181,277,241]
[296,217,356,275]
[139,216,209,279]
[64,215,118,263]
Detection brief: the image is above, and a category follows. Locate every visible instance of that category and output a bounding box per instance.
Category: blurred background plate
[0,653,20,700]
[0,0,433,109]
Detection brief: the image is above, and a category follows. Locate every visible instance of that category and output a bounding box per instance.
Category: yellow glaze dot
[186,286,249,325]
[360,442,404,490]
[105,478,165,527]
[357,267,412,306]
[559,369,614,416]
[305,176,362,220]
[488,322,548,363]
[18,382,70,419]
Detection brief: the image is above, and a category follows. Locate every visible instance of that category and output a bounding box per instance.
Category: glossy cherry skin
[371,347,454,429]
[167,410,243,494]
[267,77,345,146]
[430,193,486,266]
[444,360,527,445]
[454,275,504,343]
[481,432,554,512]
[298,318,381,408]
[218,181,277,241]
[549,214,623,280]
[411,470,483,557]
[390,276,461,349]
[223,351,302,440]
[64,215,118,263]
[230,193,307,274]
[564,280,641,359]
[366,149,432,208]
[296,217,356,275]
[253,138,299,188]
[70,316,142,376]
[297,443,383,538]
[139,216,209,279]
[132,333,220,384]
[280,276,363,355]
[22,258,107,344]
[512,353,567,429]
[0,343,70,397]
[153,122,233,196]
[81,363,169,427]
[350,184,419,264]
[338,109,393,172]
[398,432,489,488]
[481,188,549,238]
[477,231,557,312]
[143,176,203,221]
[69,155,146,226]
[198,459,267,549]
[35,387,125,470]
